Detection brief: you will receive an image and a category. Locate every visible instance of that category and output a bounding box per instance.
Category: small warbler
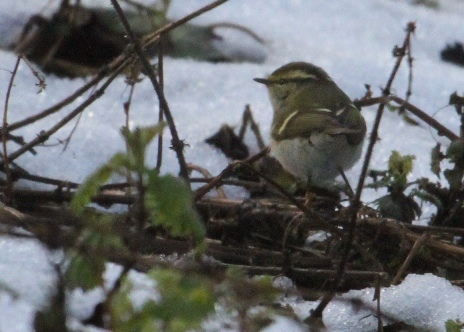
[254,62,366,192]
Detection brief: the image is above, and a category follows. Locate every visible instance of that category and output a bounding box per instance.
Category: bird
[254,61,366,197]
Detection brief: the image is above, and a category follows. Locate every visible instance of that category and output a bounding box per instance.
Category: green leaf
[65,215,122,290]
[445,319,463,332]
[111,276,160,332]
[389,150,415,177]
[147,268,215,329]
[81,215,124,249]
[65,252,104,290]
[217,267,279,330]
[388,150,415,191]
[111,268,214,331]
[146,172,205,242]
[71,152,129,213]
[121,124,165,172]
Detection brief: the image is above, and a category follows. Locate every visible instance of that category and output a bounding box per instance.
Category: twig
[0,61,128,167]
[338,167,354,199]
[123,71,137,194]
[188,163,227,199]
[110,0,190,183]
[190,177,269,191]
[6,68,112,132]
[208,22,266,44]
[156,38,164,171]
[10,0,230,139]
[10,187,136,206]
[10,168,79,189]
[374,274,384,332]
[309,22,416,320]
[391,232,429,285]
[402,34,414,113]
[142,0,231,48]
[361,217,464,257]
[61,110,84,152]
[238,104,267,150]
[2,56,21,204]
[355,96,458,141]
[237,161,309,213]
[194,147,268,201]
[21,57,46,93]
[404,223,464,236]
[390,95,458,140]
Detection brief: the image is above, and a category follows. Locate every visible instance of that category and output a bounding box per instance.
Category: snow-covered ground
[1,0,464,331]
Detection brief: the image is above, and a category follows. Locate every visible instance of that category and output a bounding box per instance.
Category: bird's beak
[253,77,269,85]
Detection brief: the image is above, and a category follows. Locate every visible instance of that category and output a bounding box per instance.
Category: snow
[0,0,464,330]
[290,274,464,331]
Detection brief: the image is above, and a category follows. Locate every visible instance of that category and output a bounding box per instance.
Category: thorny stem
[402,34,414,111]
[111,0,191,183]
[309,22,416,320]
[2,56,21,204]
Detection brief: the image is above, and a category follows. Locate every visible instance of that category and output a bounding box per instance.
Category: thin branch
[309,21,416,319]
[188,163,227,199]
[156,38,164,172]
[110,0,190,183]
[122,72,138,194]
[190,177,270,191]
[10,168,79,188]
[238,104,267,150]
[208,22,266,44]
[375,274,384,332]
[355,96,458,141]
[194,147,268,201]
[399,35,414,114]
[142,0,231,48]
[6,67,112,132]
[61,110,84,152]
[391,95,458,140]
[391,232,429,285]
[2,56,21,204]
[0,60,128,167]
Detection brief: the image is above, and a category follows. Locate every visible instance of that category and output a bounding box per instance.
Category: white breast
[270,133,363,188]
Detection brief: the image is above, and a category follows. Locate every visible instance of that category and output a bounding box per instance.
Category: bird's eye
[278,78,286,85]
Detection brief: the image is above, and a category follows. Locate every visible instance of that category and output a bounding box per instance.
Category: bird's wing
[272,108,357,140]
